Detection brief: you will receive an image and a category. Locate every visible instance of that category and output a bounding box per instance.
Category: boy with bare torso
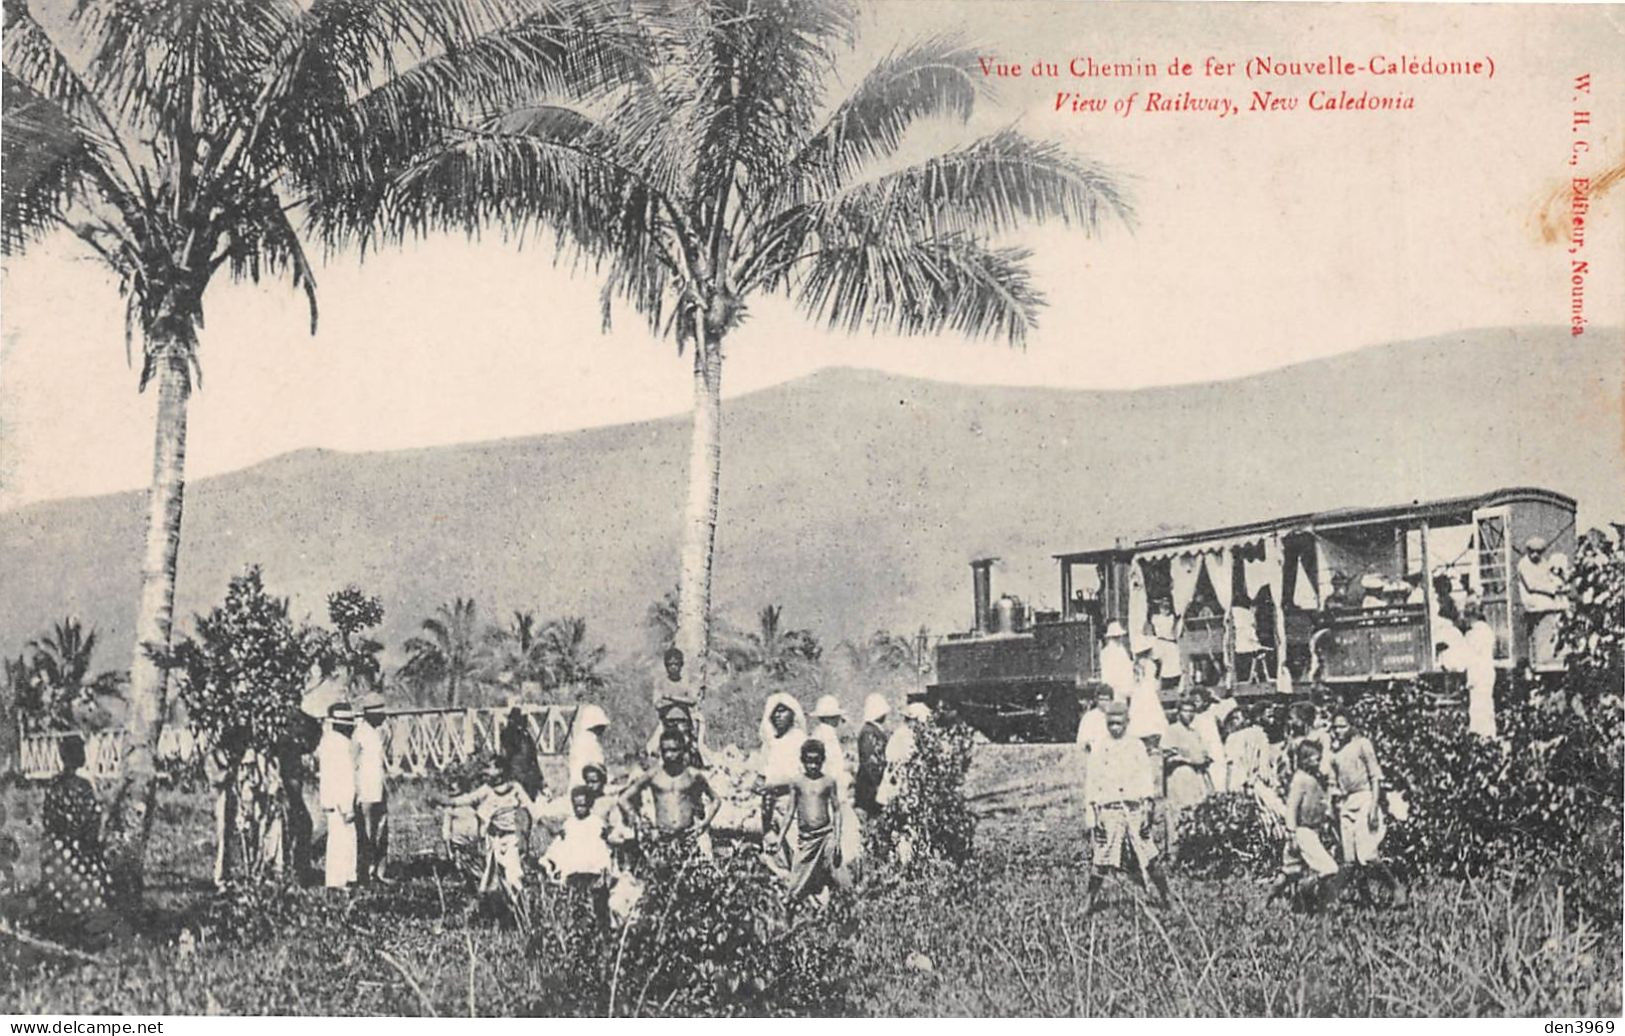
[765,738,844,901]
[620,730,720,849]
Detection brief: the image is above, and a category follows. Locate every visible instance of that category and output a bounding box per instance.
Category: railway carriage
[920,487,1577,741]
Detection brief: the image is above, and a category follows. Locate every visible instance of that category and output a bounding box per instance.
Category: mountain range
[2,326,1620,673]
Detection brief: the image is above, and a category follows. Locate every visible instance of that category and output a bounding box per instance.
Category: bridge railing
[381,704,576,777]
[15,702,578,781]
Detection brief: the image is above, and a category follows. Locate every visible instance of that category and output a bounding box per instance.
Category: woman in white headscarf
[757,692,808,779]
[757,692,807,871]
[568,704,611,787]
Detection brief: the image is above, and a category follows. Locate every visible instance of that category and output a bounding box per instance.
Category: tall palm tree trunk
[675,335,723,700]
[113,335,192,882]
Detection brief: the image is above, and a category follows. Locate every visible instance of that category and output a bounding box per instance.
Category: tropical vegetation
[0,0,630,882]
[7,618,122,733]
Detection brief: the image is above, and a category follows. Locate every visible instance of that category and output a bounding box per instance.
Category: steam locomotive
[916,487,1577,742]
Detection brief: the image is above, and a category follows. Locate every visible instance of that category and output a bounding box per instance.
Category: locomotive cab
[924,552,1131,741]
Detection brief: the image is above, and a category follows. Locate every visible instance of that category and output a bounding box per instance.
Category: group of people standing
[1077,628,1405,912]
[312,693,390,889]
[421,647,931,920]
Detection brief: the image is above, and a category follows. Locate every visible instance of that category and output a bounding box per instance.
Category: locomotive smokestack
[971,557,996,634]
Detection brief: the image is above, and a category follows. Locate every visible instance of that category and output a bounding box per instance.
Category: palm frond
[70,0,281,153]
[669,0,852,205]
[773,35,983,208]
[741,128,1130,292]
[205,185,320,334]
[289,0,648,250]
[1,72,90,251]
[378,121,625,249]
[793,234,1041,345]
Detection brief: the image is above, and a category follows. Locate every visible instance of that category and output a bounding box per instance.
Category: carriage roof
[1054,486,1575,564]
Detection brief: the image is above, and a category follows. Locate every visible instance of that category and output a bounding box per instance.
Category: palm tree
[24,617,123,730]
[732,604,821,684]
[483,609,551,691]
[379,0,1130,698]
[402,597,482,707]
[841,629,915,675]
[645,588,681,654]
[539,616,608,690]
[2,0,628,875]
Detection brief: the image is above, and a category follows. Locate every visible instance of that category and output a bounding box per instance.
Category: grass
[2,758,1621,1017]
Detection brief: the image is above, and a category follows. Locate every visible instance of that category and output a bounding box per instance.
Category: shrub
[156,567,317,756]
[1349,680,1618,885]
[535,840,853,1016]
[1172,792,1281,880]
[872,718,976,873]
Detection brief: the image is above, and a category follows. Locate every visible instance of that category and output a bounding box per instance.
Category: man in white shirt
[1075,682,1117,752]
[354,691,389,883]
[1461,603,1500,738]
[1232,603,1264,682]
[1517,536,1569,667]
[317,703,359,889]
[1516,537,1567,613]
[1082,703,1169,911]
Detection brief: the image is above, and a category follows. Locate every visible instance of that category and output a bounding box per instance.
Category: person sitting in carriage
[1148,598,1183,689]
[1324,571,1358,612]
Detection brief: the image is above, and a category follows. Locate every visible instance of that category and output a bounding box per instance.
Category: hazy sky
[2,1,1620,510]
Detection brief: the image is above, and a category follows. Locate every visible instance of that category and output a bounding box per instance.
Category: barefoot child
[1271,740,1343,911]
[543,786,614,880]
[765,739,844,902]
[1083,703,1170,912]
[620,730,720,851]
[542,785,615,925]
[433,759,534,897]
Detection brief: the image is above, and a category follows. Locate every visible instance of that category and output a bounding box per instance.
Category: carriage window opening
[1423,523,1477,600]
[1283,537,1319,612]
[1404,528,1423,577]
[1066,562,1104,620]
[1141,557,1173,610]
[1187,564,1221,619]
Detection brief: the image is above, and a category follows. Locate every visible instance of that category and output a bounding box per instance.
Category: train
[916,487,1578,742]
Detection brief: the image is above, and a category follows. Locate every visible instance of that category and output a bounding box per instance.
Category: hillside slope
[2,326,1620,668]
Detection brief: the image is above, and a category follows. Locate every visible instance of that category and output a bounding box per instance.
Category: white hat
[1525,535,1548,553]
[904,702,931,722]
[812,694,846,721]
[862,693,891,724]
[1104,621,1127,638]
[1360,573,1386,591]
